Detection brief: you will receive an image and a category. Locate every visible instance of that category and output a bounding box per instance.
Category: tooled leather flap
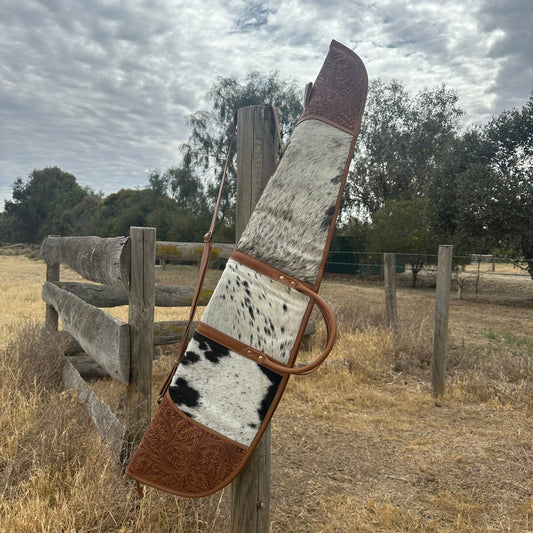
[125,394,248,498]
[298,39,368,136]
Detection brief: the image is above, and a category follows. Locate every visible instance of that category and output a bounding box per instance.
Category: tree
[428,128,495,255]
[347,79,463,217]
[366,198,438,287]
[150,167,207,213]
[484,94,533,277]
[180,71,304,220]
[146,167,213,241]
[99,189,156,238]
[2,167,94,242]
[429,94,533,278]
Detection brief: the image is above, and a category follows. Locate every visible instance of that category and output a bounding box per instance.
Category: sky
[1,0,532,209]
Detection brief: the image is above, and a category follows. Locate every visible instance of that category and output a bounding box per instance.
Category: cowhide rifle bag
[126,40,367,498]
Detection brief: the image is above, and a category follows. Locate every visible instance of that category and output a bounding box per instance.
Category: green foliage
[2,167,98,243]
[367,197,438,286]
[367,198,436,253]
[99,189,155,238]
[348,79,463,216]
[428,129,495,255]
[429,93,533,278]
[146,167,213,242]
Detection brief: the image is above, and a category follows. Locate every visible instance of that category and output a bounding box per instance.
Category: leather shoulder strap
[159,106,282,401]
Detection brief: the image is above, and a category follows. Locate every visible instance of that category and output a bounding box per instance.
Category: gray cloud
[1,0,531,208]
[478,0,533,111]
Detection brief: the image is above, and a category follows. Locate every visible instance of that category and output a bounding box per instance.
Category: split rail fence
[39,105,295,532]
[40,230,235,460]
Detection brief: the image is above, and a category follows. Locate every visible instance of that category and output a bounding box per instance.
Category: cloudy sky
[1,0,531,208]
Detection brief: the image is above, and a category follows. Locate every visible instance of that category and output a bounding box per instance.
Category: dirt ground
[269,382,532,532]
[267,271,533,532]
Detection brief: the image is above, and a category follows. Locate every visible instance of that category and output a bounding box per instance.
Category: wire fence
[324,251,533,279]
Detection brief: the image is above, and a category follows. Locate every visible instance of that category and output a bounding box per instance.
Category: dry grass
[0,254,532,532]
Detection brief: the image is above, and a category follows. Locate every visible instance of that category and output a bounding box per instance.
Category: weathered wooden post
[383,253,398,329]
[45,262,60,331]
[45,235,60,332]
[125,227,156,457]
[230,105,278,533]
[432,244,453,398]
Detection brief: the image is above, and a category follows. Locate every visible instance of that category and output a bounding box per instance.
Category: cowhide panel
[169,332,282,446]
[169,118,352,446]
[200,259,309,364]
[237,119,353,283]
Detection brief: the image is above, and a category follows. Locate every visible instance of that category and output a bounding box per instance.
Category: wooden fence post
[383,253,397,329]
[231,105,278,533]
[432,244,453,398]
[45,262,60,331]
[125,227,156,457]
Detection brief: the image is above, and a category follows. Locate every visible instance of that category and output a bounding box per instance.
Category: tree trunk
[520,234,533,280]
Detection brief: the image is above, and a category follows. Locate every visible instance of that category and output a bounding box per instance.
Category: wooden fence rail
[39,105,311,533]
[42,280,131,384]
[41,235,130,291]
[41,228,156,460]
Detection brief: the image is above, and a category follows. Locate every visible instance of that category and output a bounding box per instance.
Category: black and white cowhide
[237,119,353,283]
[169,332,282,446]
[169,117,354,446]
[201,259,309,364]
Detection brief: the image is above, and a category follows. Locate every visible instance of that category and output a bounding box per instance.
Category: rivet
[279,275,285,280]
[258,354,264,361]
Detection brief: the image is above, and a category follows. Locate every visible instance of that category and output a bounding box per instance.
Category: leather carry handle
[229,250,338,376]
[258,281,337,376]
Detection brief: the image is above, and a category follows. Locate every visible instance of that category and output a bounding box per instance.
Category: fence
[325,250,532,282]
[40,230,235,459]
[39,105,298,533]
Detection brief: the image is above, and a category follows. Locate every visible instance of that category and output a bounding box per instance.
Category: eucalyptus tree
[347,79,463,217]
[180,71,304,221]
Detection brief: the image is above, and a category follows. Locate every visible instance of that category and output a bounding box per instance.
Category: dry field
[0,252,532,532]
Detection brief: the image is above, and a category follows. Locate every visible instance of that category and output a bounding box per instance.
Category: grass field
[0,252,532,532]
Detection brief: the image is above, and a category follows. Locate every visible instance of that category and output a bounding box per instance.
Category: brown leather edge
[296,115,359,136]
[231,249,315,291]
[197,290,336,376]
[315,133,360,291]
[126,395,249,498]
[196,321,283,369]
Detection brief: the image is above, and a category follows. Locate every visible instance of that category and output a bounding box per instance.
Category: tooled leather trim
[297,39,368,136]
[126,395,248,498]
